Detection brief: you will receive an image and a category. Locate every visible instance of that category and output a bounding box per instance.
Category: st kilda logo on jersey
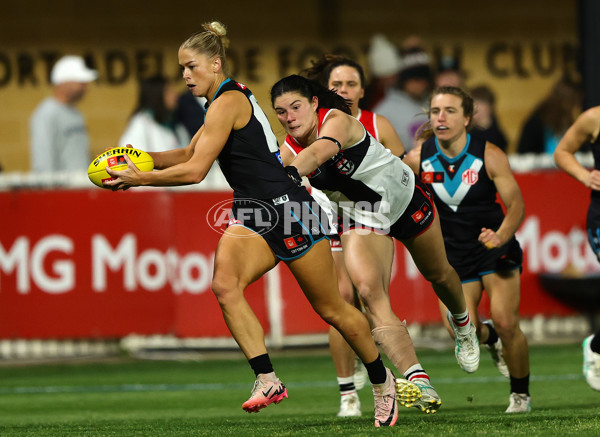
[330,152,355,175]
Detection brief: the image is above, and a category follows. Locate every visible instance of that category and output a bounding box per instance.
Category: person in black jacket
[517,77,582,155]
[470,85,508,152]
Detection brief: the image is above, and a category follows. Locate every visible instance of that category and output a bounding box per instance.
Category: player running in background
[299,55,442,417]
[104,21,399,427]
[270,75,480,413]
[404,86,531,413]
[554,105,600,391]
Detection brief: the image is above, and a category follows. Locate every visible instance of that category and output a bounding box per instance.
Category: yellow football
[88,147,154,188]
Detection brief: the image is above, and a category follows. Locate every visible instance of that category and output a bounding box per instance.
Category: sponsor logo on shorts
[462,169,479,185]
[411,202,432,224]
[284,234,311,254]
[284,235,305,249]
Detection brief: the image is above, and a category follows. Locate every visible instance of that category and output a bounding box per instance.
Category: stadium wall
[1,169,597,346]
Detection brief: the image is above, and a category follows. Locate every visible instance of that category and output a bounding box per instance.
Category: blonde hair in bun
[180,20,230,71]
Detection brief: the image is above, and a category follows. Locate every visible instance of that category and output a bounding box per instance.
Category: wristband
[284,165,302,186]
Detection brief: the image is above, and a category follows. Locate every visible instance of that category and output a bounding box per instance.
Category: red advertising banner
[0,170,597,339]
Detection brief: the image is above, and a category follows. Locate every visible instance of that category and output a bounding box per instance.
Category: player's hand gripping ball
[88,147,154,188]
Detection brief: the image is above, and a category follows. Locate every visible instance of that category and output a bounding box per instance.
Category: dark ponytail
[270,74,352,115]
[301,54,366,89]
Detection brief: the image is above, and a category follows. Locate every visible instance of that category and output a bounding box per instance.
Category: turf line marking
[0,373,582,395]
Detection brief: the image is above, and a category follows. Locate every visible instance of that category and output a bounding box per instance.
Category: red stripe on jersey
[357,109,378,140]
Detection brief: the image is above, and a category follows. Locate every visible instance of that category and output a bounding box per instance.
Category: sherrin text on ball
[88,147,154,188]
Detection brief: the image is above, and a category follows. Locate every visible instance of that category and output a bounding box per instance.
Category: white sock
[337,376,356,396]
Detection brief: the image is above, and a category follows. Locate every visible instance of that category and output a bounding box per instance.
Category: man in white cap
[361,34,403,110]
[29,55,98,173]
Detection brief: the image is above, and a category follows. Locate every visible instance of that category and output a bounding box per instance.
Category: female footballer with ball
[104,21,399,427]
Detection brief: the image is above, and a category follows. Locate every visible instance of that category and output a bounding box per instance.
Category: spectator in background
[119,75,190,152]
[175,91,207,138]
[434,56,465,88]
[517,76,582,156]
[29,55,97,172]
[470,85,508,152]
[373,47,433,151]
[362,34,402,111]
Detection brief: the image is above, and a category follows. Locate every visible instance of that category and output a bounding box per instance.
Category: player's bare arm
[554,106,600,189]
[106,92,243,189]
[290,111,358,176]
[279,144,296,167]
[402,145,422,174]
[376,114,406,158]
[480,143,525,248]
[150,125,205,170]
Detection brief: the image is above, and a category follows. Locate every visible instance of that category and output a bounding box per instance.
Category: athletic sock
[510,374,530,396]
[482,320,499,345]
[403,364,430,382]
[450,310,471,334]
[248,353,274,376]
[591,333,600,354]
[364,354,387,385]
[337,376,357,395]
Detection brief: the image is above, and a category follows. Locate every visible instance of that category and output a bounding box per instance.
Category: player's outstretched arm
[105,92,241,190]
[554,106,600,189]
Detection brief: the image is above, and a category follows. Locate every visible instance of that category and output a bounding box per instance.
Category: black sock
[483,320,499,346]
[248,353,274,376]
[510,374,530,396]
[364,354,387,385]
[591,332,600,354]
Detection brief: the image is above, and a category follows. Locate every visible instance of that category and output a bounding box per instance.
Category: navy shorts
[587,197,600,257]
[388,178,436,241]
[228,186,330,261]
[446,238,523,283]
[334,178,435,241]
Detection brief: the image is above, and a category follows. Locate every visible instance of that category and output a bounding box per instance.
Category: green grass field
[0,342,598,436]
